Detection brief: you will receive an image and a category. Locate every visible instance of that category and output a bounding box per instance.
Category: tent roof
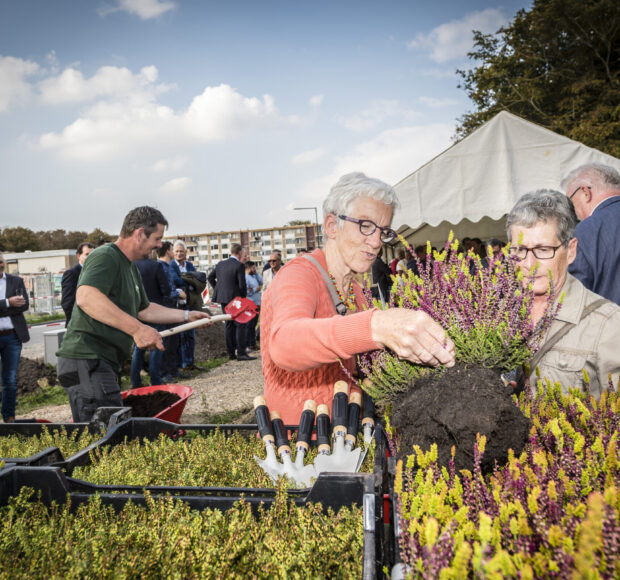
[392,111,620,230]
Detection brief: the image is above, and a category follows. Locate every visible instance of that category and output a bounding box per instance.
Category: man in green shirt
[57,206,210,421]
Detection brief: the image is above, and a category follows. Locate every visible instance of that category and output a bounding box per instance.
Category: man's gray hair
[173,240,186,250]
[506,189,578,247]
[560,163,620,191]
[323,172,400,229]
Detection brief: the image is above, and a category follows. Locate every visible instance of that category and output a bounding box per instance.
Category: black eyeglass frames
[338,215,397,243]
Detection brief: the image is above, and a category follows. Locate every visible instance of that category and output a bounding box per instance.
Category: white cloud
[297,123,454,203]
[337,99,419,132]
[309,94,324,108]
[185,84,279,141]
[418,96,459,108]
[160,176,191,193]
[292,147,327,165]
[150,156,188,172]
[99,0,176,20]
[0,55,39,112]
[38,82,285,161]
[39,64,172,105]
[408,8,507,63]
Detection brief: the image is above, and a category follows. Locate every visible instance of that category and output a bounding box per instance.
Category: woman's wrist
[184,310,189,322]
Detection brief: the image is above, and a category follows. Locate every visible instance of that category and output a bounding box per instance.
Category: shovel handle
[332,381,349,436]
[361,390,375,429]
[253,396,274,443]
[297,400,316,451]
[316,404,331,454]
[346,391,362,446]
[160,314,230,337]
[270,411,291,455]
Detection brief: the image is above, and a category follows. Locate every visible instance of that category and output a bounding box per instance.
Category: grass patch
[200,406,253,424]
[16,386,69,414]
[25,312,66,325]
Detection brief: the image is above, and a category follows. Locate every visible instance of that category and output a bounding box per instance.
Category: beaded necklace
[328,272,356,312]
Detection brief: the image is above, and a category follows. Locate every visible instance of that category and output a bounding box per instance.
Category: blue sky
[0,0,530,236]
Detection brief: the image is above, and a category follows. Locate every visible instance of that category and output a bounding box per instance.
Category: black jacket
[61,263,82,323]
[135,259,172,306]
[0,273,30,343]
[207,257,246,306]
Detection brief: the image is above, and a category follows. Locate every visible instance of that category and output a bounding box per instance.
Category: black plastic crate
[5,418,387,579]
[0,465,378,579]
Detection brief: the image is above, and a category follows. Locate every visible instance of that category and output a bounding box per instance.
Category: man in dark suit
[208,243,253,360]
[130,256,173,387]
[563,163,620,305]
[171,241,198,370]
[0,253,30,422]
[61,242,94,325]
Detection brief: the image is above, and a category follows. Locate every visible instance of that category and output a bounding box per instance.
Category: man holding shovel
[56,206,210,422]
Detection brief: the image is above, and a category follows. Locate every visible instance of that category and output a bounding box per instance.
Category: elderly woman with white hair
[261,172,455,424]
[506,189,620,399]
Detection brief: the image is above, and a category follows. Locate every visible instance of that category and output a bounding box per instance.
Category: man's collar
[590,194,620,216]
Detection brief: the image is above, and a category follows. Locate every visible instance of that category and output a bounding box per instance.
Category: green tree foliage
[0,227,41,252]
[86,227,115,246]
[286,219,311,226]
[456,0,620,156]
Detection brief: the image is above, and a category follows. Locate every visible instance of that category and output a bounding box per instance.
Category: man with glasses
[561,163,620,305]
[262,252,282,295]
[506,190,620,399]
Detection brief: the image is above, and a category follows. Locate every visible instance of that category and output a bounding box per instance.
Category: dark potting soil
[123,391,181,418]
[390,362,530,474]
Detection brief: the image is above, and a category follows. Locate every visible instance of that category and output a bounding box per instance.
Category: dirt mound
[17,359,60,396]
[123,390,181,417]
[194,322,228,360]
[390,363,530,474]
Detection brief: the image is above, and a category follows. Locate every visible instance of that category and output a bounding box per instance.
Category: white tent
[392,111,620,248]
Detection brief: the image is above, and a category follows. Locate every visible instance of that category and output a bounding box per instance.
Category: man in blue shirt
[562,163,620,306]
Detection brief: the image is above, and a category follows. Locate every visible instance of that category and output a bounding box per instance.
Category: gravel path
[15,354,264,424]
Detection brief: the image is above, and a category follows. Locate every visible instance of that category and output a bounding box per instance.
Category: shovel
[314,381,362,474]
[355,390,376,471]
[294,400,317,470]
[160,297,258,338]
[253,396,284,483]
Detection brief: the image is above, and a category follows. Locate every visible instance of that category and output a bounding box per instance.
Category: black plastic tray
[0,418,387,579]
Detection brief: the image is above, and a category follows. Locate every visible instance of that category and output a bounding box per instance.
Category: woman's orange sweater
[261,249,378,425]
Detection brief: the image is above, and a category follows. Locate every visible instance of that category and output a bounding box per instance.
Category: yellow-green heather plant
[0,485,363,579]
[393,383,620,578]
[0,426,100,460]
[72,429,375,488]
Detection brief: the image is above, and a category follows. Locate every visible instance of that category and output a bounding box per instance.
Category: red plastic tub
[121,385,193,423]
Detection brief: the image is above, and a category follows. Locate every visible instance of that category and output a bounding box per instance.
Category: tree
[0,227,41,252]
[456,0,620,157]
[86,228,115,246]
[286,220,311,226]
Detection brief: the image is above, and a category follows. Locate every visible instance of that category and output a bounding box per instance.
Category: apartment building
[165,224,322,271]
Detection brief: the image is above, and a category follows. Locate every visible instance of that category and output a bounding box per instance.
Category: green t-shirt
[57,243,150,371]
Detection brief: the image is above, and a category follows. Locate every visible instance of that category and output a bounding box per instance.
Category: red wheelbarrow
[121,385,193,423]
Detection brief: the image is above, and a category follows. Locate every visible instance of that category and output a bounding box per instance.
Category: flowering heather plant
[393,383,620,578]
[358,234,559,403]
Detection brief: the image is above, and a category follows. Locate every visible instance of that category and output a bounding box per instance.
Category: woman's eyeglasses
[338,215,396,243]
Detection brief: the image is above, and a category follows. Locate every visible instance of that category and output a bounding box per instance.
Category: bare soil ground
[14,323,264,424]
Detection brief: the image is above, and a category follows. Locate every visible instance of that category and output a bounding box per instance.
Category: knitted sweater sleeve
[266,260,378,372]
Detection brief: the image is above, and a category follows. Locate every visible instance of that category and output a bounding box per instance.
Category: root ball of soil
[390,363,530,474]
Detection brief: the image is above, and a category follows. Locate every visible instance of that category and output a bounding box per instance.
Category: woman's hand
[370,308,455,367]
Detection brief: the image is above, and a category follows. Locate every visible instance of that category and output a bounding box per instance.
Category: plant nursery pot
[121,385,193,423]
